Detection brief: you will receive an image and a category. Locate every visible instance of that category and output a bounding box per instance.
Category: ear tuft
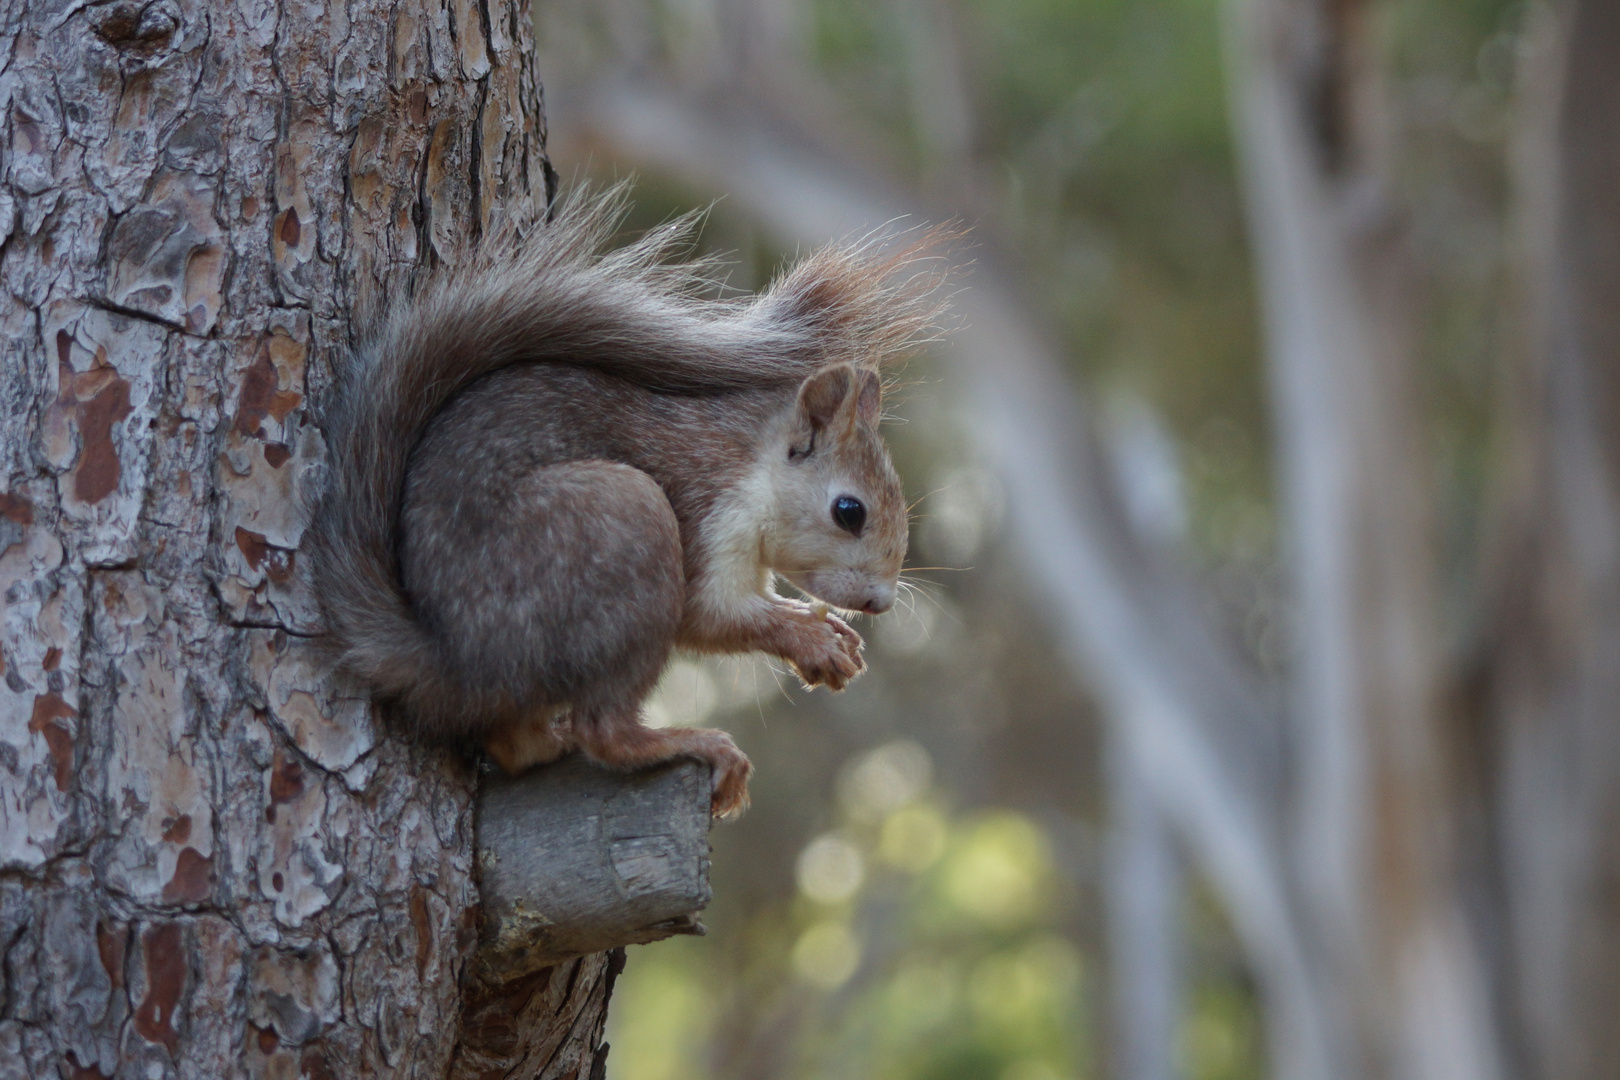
[855,369,881,427]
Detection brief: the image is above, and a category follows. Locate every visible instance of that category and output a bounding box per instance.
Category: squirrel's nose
[862,587,896,614]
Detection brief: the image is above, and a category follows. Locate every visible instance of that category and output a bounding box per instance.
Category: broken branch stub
[473,755,714,983]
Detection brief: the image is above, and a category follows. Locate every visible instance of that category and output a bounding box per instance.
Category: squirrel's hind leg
[484,704,571,774]
[406,454,751,811]
[404,457,686,747]
[574,708,754,819]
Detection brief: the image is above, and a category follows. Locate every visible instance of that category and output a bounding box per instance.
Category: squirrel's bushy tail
[308,184,950,716]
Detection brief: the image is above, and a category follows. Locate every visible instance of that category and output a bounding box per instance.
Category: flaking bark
[0,1,630,1077]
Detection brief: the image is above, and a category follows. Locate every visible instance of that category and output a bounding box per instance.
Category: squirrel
[307,187,946,818]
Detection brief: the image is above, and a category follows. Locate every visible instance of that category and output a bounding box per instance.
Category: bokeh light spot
[941,813,1052,927]
[792,921,862,989]
[839,739,933,820]
[797,832,866,903]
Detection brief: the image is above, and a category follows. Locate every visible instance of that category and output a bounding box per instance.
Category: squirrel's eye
[832,496,866,535]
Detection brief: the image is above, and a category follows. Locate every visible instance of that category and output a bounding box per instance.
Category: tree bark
[474,757,712,984]
[0,1,642,1076]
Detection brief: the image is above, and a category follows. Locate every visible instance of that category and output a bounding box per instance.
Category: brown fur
[307,186,947,816]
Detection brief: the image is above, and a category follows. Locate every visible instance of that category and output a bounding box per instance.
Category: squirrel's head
[765,363,908,614]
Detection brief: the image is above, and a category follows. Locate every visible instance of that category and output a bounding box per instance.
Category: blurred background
[528,0,1620,1078]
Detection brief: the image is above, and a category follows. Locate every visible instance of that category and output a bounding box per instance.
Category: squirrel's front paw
[787,609,866,691]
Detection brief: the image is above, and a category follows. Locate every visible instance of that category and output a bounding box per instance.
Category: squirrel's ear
[796,364,857,431]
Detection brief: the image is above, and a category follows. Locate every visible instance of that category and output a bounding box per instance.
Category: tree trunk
[0,1,626,1076]
[1488,1,1620,1076]
[1223,0,1504,1075]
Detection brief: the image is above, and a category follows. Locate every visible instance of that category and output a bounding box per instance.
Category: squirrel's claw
[710,752,755,818]
[788,610,866,691]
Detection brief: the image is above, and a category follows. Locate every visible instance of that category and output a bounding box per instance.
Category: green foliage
[609,775,1090,1080]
